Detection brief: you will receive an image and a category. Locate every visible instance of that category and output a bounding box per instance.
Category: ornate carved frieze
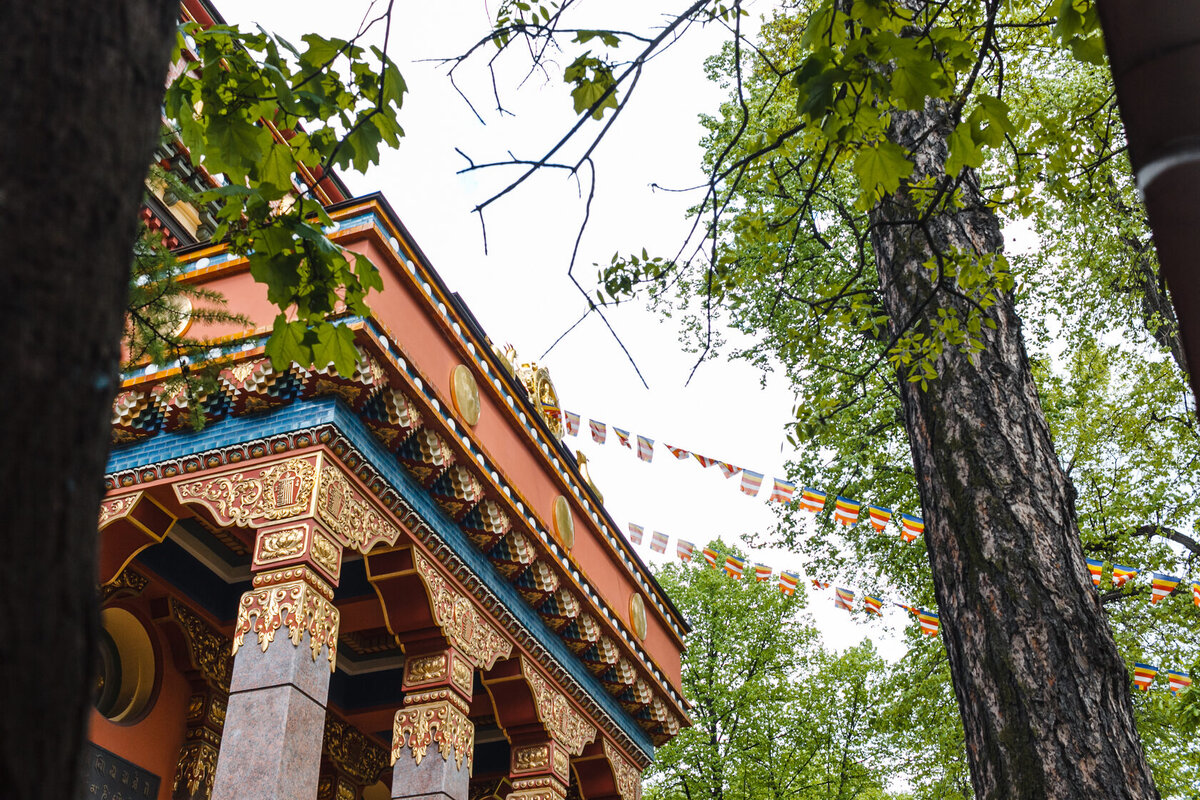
[397,428,455,486]
[323,714,389,787]
[315,459,399,553]
[414,552,512,670]
[99,492,142,529]
[232,570,340,670]
[521,659,597,756]
[175,456,318,528]
[405,653,448,685]
[173,738,219,800]
[489,530,536,581]
[538,589,581,634]
[102,568,150,602]
[362,385,423,451]
[561,613,601,656]
[169,598,233,692]
[391,699,474,772]
[602,741,642,800]
[430,464,485,521]
[514,560,560,608]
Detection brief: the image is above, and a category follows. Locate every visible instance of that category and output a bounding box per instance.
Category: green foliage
[564,52,619,120]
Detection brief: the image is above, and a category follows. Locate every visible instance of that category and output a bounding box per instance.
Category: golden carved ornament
[552,748,569,783]
[324,714,389,786]
[452,655,474,695]
[169,598,233,692]
[173,739,218,800]
[602,740,642,800]
[174,457,317,528]
[512,744,550,772]
[514,360,565,437]
[406,653,448,685]
[552,496,574,550]
[311,530,342,577]
[316,460,400,553]
[521,658,597,755]
[391,699,475,772]
[628,594,647,641]
[102,568,149,601]
[232,578,340,670]
[258,526,307,562]
[574,451,602,504]
[414,552,513,670]
[99,492,141,529]
[451,364,482,426]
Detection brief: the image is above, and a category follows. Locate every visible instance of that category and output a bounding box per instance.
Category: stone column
[390,647,475,800]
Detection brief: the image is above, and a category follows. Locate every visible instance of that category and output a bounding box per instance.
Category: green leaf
[890,58,942,110]
[945,121,985,177]
[264,316,310,370]
[312,322,360,376]
[259,142,295,189]
[853,141,913,203]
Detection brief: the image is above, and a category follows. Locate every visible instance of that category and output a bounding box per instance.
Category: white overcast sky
[229,0,912,655]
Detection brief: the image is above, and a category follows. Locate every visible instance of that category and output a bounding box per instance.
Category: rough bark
[869,103,1161,798]
[0,5,176,799]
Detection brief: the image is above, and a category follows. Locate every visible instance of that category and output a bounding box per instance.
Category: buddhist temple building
[89,3,690,798]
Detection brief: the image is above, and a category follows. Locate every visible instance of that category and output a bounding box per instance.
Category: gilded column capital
[414,551,513,670]
[233,569,340,670]
[391,699,475,773]
[174,738,219,800]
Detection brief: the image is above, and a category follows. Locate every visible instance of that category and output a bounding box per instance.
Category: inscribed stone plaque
[78,742,160,800]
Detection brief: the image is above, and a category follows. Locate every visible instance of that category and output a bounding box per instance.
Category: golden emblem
[506,347,565,437]
[451,364,481,426]
[628,594,647,641]
[553,496,575,550]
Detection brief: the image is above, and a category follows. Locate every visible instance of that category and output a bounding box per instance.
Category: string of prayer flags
[677,539,695,562]
[1134,663,1159,691]
[665,444,690,459]
[637,435,654,462]
[812,579,831,590]
[835,587,855,611]
[800,488,827,513]
[650,531,668,554]
[627,523,644,545]
[779,571,799,596]
[864,595,884,616]
[1112,565,1139,589]
[1167,670,1193,696]
[1151,573,1182,604]
[770,479,796,504]
[1086,558,1104,588]
[835,496,861,525]
[1193,581,1200,607]
[754,563,773,582]
[694,454,718,469]
[702,548,719,569]
[725,555,746,579]
[868,505,893,532]
[740,470,763,497]
[717,461,741,479]
[614,427,632,449]
[590,420,606,444]
[900,513,925,543]
[565,411,580,436]
[917,608,940,636]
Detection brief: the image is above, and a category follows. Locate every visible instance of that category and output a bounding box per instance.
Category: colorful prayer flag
[637,435,654,462]
[677,539,695,562]
[812,579,830,590]
[900,513,925,542]
[650,531,669,553]
[834,496,861,525]
[779,571,800,596]
[740,470,763,496]
[665,444,690,460]
[717,461,741,479]
[693,454,718,469]
[1085,558,1103,588]
[917,608,940,636]
[614,427,632,449]
[769,478,796,504]
[1167,670,1193,696]
[868,505,893,532]
[565,411,580,436]
[627,523,644,545]
[1193,581,1200,607]
[864,595,883,616]
[1151,573,1182,605]
[754,564,773,582]
[1112,564,1138,589]
[702,548,719,569]
[799,487,827,513]
[724,555,746,579]
[1133,663,1158,691]
[835,587,855,612]
[589,420,606,444]
[895,602,917,615]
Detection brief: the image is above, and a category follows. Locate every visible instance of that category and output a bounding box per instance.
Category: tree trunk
[0,5,176,799]
[868,99,1160,798]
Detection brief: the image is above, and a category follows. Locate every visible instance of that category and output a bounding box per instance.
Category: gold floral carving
[406,654,448,684]
[169,598,233,692]
[311,531,342,576]
[414,552,513,670]
[99,492,141,529]
[174,457,317,527]
[259,526,307,562]
[173,739,219,800]
[521,659,597,755]
[391,700,475,772]
[101,568,149,601]
[324,714,389,786]
[316,460,400,553]
[513,745,550,772]
[602,740,642,800]
[553,748,569,783]
[232,578,340,670]
[452,655,474,695]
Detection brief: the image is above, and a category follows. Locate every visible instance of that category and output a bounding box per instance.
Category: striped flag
[1085,558,1103,588]
[753,564,773,582]
[834,496,861,525]
[812,579,830,590]
[627,523,644,545]
[868,505,893,532]
[769,479,796,504]
[1193,581,1200,607]
[1112,564,1139,589]
[799,487,827,513]
[636,435,654,462]
[717,461,741,479]
[1167,670,1192,696]
[677,539,695,562]
[779,571,800,596]
[834,587,855,612]
[565,411,580,436]
[693,454,718,469]
[900,513,925,542]
[702,548,719,569]
[1150,573,1182,604]
[650,531,669,553]
[740,470,764,496]
[665,444,690,460]
[590,420,606,444]
[614,427,632,449]
[1133,663,1158,691]
[864,595,883,616]
[895,602,917,615]
[917,608,940,636]
[724,555,746,579]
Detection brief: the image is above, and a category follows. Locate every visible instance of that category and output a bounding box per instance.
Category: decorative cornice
[99,492,141,529]
[232,575,339,670]
[315,458,400,552]
[391,699,474,772]
[414,551,513,670]
[522,657,597,756]
[175,456,318,528]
